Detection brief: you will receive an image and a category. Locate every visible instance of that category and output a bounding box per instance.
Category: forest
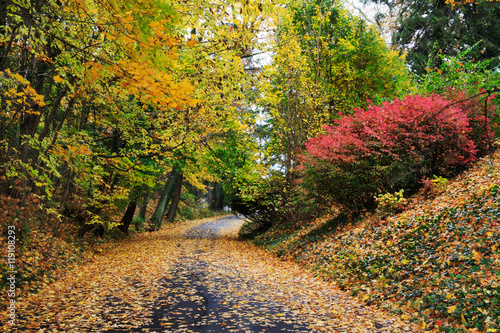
[1,0,500,332]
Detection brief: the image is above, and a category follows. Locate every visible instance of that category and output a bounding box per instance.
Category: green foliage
[235,176,286,239]
[236,174,319,240]
[290,0,410,113]
[177,191,217,221]
[372,0,500,75]
[202,128,267,210]
[258,0,410,182]
[131,216,145,232]
[418,43,499,95]
[375,189,407,218]
[421,175,449,199]
[416,46,500,153]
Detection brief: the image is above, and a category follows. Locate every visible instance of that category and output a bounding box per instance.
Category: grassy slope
[248,150,500,332]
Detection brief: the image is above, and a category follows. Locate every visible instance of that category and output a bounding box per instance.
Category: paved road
[11,215,415,332]
[110,215,410,333]
[122,215,314,332]
[185,215,245,239]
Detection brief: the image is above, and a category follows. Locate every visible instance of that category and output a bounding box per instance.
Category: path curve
[8,215,418,333]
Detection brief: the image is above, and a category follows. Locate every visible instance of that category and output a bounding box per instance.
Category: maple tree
[0,0,276,302]
[0,0,273,236]
[0,0,195,233]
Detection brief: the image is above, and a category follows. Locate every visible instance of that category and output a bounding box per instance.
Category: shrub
[299,94,477,214]
[444,88,496,156]
[234,176,318,239]
[375,189,407,218]
[420,175,448,199]
[233,181,283,239]
[131,216,145,232]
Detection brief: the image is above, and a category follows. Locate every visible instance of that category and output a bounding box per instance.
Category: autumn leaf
[186,40,198,48]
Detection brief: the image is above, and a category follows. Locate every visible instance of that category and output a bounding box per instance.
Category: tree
[290,0,410,113]
[0,0,193,236]
[230,0,410,233]
[367,0,500,75]
[259,0,409,182]
[149,166,184,230]
[0,0,275,236]
[416,46,499,155]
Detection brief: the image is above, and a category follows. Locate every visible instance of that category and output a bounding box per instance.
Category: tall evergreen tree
[368,0,500,75]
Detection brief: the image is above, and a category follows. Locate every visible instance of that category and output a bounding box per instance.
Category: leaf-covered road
[6,216,417,332]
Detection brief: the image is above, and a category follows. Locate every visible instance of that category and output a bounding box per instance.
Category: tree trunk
[208,182,215,210]
[149,168,182,229]
[118,201,138,234]
[216,182,225,211]
[166,173,184,223]
[52,169,74,236]
[208,182,224,211]
[138,195,149,221]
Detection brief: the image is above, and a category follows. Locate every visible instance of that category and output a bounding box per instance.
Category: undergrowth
[0,205,118,308]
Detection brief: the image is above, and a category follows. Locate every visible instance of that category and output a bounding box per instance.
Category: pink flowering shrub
[299,94,477,213]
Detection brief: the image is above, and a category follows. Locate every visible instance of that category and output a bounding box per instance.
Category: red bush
[299,94,477,213]
[444,88,496,156]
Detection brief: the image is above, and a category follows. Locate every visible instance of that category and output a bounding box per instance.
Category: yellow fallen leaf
[447,305,456,314]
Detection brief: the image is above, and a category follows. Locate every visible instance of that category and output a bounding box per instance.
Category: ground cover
[249,149,500,332]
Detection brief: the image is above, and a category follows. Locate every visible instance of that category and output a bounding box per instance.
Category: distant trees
[366,0,500,75]
[259,0,409,183]
[236,0,411,233]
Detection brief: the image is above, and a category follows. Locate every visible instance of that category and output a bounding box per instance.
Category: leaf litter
[3,216,417,332]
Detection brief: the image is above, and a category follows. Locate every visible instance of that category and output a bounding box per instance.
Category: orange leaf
[187,40,198,48]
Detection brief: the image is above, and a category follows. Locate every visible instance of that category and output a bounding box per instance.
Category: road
[9,215,416,332]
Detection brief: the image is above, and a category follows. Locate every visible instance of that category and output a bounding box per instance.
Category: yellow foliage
[1,69,46,113]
